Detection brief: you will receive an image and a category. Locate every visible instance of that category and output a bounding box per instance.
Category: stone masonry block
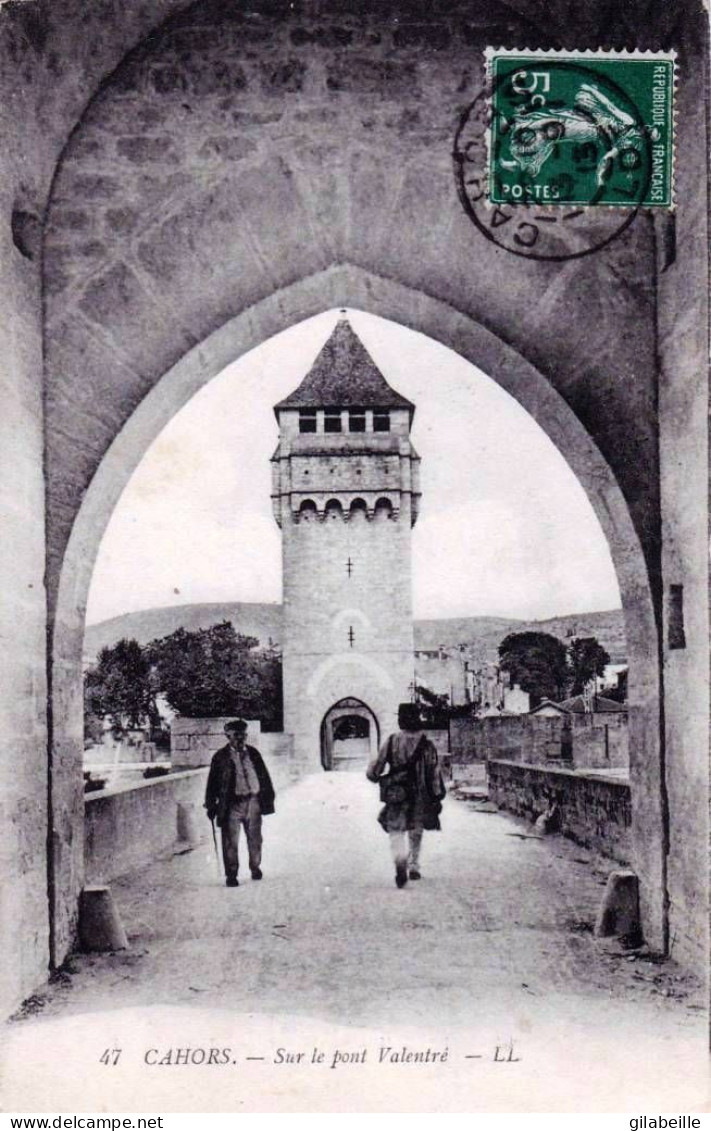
[46,209,92,234]
[260,58,307,95]
[392,24,451,49]
[232,25,275,45]
[290,26,354,47]
[165,27,232,53]
[110,60,147,96]
[326,57,419,97]
[594,869,640,939]
[116,136,179,164]
[198,136,258,161]
[65,136,104,160]
[149,64,188,95]
[77,261,146,332]
[190,62,248,96]
[104,207,140,235]
[176,802,201,847]
[79,886,128,951]
[223,109,284,127]
[56,174,121,204]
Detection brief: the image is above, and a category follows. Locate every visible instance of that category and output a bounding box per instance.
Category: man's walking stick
[210,817,222,880]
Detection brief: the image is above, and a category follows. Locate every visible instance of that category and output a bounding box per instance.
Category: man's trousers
[221,797,262,878]
[389,828,423,871]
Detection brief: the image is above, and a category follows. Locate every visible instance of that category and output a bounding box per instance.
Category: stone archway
[41,0,683,972]
[320,698,379,772]
[50,267,663,963]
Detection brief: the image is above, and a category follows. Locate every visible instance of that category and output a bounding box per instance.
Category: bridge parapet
[488,759,631,865]
[85,769,208,885]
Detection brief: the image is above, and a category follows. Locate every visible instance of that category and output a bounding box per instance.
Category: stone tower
[271,315,421,768]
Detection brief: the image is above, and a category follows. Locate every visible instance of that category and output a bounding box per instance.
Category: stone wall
[0,4,55,1019]
[171,717,262,767]
[488,760,632,865]
[84,769,208,884]
[655,12,710,973]
[83,742,165,767]
[571,717,629,771]
[450,714,628,771]
[425,729,450,757]
[451,715,562,763]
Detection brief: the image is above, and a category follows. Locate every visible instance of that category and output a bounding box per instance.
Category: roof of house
[529,698,569,716]
[530,694,627,716]
[274,316,415,417]
[558,694,627,714]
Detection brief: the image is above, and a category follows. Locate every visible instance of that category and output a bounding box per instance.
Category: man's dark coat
[204,743,276,826]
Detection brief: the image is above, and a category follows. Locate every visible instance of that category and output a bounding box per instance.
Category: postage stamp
[454,48,676,261]
[486,49,676,209]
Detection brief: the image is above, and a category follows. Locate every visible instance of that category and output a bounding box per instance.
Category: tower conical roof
[274,317,415,418]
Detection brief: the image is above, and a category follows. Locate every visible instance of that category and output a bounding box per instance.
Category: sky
[86,310,621,626]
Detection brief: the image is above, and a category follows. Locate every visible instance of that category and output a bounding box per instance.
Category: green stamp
[486,49,676,209]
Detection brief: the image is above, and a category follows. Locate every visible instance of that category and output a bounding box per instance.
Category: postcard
[0,0,708,1115]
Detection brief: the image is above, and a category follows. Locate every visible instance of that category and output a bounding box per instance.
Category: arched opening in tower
[320,698,380,772]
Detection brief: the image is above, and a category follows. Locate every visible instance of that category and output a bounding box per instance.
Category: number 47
[99,1048,122,1066]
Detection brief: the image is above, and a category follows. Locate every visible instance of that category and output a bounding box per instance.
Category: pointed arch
[51,264,663,961]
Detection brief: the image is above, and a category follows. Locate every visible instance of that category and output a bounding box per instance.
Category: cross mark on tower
[346,557,354,577]
[348,625,355,648]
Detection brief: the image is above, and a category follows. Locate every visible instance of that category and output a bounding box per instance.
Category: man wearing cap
[204,719,275,887]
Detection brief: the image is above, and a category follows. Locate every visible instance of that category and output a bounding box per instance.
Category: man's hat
[224,718,248,734]
[398,703,422,731]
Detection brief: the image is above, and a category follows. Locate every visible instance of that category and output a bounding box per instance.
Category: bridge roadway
[2,772,706,1112]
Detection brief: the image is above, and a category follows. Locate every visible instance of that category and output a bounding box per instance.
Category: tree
[498,631,569,706]
[413,684,450,728]
[568,636,610,695]
[147,621,283,728]
[84,638,155,732]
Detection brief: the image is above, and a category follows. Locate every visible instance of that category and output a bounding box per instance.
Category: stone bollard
[594,869,640,939]
[176,801,201,848]
[534,802,560,835]
[78,886,128,952]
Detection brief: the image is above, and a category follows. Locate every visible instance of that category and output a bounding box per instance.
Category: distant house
[529,699,569,718]
[559,693,627,715]
[530,693,627,717]
[502,683,530,715]
[596,662,629,692]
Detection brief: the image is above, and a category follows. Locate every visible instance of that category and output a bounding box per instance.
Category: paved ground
[2,773,707,1113]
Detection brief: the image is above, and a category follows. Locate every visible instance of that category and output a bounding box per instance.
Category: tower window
[324,409,342,433]
[349,409,366,433]
[299,410,317,433]
[373,410,390,432]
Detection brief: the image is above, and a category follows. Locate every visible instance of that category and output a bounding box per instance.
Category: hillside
[414,609,627,662]
[84,602,283,657]
[85,602,626,663]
